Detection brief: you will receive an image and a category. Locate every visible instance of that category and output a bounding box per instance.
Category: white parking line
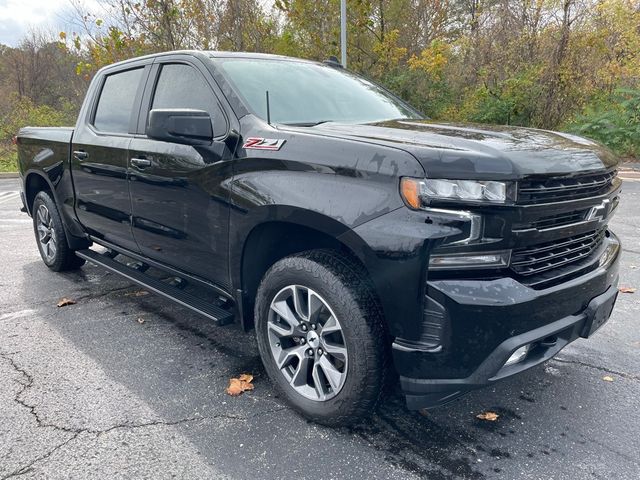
[0,218,31,224]
[0,192,19,204]
[0,309,36,322]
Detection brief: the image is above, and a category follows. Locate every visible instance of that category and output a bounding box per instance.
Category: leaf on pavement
[226,374,254,396]
[57,297,76,307]
[619,287,636,293]
[476,411,499,421]
[602,376,614,382]
[125,290,149,297]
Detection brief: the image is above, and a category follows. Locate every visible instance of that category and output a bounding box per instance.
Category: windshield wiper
[281,120,334,127]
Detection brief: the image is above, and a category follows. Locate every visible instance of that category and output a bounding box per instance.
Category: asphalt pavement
[1,176,639,479]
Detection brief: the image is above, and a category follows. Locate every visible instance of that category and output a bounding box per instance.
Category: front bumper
[394,233,621,410]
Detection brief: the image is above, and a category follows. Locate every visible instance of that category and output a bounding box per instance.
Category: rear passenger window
[93,68,143,133]
[152,64,227,137]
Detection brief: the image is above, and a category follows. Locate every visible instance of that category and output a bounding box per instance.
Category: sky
[0,0,276,47]
[0,0,87,46]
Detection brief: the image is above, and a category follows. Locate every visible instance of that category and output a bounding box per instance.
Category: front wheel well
[240,222,371,330]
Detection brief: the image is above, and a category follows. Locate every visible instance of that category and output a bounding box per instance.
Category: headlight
[401,178,510,208]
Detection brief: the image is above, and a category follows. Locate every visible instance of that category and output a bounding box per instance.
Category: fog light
[428,250,511,270]
[505,345,530,367]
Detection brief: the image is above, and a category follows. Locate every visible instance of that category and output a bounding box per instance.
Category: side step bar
[76,249,235,326]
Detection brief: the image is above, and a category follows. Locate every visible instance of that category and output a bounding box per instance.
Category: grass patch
[0,147,17,173]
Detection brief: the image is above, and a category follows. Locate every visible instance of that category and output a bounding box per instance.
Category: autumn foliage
[1,0,639,172]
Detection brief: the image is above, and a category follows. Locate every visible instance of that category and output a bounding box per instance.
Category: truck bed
[17,127,74,176]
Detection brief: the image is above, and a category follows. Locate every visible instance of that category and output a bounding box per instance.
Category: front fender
[347,207,466,340]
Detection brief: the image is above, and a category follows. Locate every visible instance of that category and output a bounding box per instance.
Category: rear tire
[255,249,387,426]
[32,191,85,272]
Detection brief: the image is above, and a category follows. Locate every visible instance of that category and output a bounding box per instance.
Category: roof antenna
[323,56,343,68]
[265,91,271,126]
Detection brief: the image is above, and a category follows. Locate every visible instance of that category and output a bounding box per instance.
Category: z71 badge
[242,137,286,151]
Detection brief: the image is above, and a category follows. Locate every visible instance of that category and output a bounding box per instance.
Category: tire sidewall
[255,256,380,421]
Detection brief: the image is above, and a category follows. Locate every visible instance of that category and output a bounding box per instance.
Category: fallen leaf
[476,411,499,421]
[226,374,255,396]
[137,317,145,324]
[619,287,636,294]
[602,376,614,382]
[57,297,76,307]
[125,290,149,297]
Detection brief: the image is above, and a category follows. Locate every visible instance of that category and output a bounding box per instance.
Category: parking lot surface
[1,177,639,479]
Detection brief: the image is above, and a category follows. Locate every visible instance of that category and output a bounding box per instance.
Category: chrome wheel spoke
[290,354,311,387]
[271,297,299,331]
[292,286,309,320]
[37,224,49,241]
[48,236,57,256]
[275,344,306,369]
[321,315,341,335]
[322,342,347,361]
[308,291,324,323]
[37,207,47,226]
[311,363,330,400]
[267,319,293,338]
[317,355,343,392]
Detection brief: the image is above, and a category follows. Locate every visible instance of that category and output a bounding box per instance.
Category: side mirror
[147,109,213,146]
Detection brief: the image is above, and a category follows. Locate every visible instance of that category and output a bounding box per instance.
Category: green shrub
[0,95,76,143]
[458,68,543,127]
[0,146,17,172]
[567,89,640,158]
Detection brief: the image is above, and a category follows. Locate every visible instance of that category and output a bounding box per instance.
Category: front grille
[511,229,606,276]
[513,208,590,231]
[518,170,616,204]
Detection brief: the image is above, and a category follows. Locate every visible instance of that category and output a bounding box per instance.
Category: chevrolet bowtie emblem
[586,199,610,222]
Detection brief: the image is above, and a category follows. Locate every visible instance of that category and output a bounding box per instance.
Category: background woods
[1,0,639,171]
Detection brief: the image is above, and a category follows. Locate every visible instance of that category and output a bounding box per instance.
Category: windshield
[213,58,421,125]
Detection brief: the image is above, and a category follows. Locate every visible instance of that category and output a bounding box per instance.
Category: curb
[0,172,19,179]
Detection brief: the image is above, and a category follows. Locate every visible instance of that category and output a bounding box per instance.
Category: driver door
[128,58,233,288]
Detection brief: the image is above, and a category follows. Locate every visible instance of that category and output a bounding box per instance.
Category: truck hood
[308,120,618,179]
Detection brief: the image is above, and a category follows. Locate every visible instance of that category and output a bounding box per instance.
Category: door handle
[73,150,88,161]
[131,157,152,168]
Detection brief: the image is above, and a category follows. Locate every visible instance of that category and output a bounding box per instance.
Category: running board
[76,249,235,326]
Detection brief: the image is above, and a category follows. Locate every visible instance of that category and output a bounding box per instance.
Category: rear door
[128,55,234,287]
[72,61,151,252]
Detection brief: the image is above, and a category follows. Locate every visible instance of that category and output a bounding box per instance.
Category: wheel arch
[23,170,90,251]
[23,171,54,215]
[235,213,380,331]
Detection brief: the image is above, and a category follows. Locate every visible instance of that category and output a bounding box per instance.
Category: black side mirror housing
[147,109,213,146]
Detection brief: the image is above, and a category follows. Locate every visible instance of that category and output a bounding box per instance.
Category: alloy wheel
[267,285,348,401]
[36,204,57,262]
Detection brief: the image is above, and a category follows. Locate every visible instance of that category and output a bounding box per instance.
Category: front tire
[255,250,387,426]
[32,191,85,272]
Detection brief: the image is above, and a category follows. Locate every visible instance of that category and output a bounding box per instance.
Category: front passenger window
[152,64,227,137]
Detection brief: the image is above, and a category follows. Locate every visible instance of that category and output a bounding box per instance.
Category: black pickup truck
[17,51,621,425]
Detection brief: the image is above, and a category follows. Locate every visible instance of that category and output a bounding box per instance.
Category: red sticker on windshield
[243,137,286,151]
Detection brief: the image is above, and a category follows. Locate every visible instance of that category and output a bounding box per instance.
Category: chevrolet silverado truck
[17,51,621,426]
